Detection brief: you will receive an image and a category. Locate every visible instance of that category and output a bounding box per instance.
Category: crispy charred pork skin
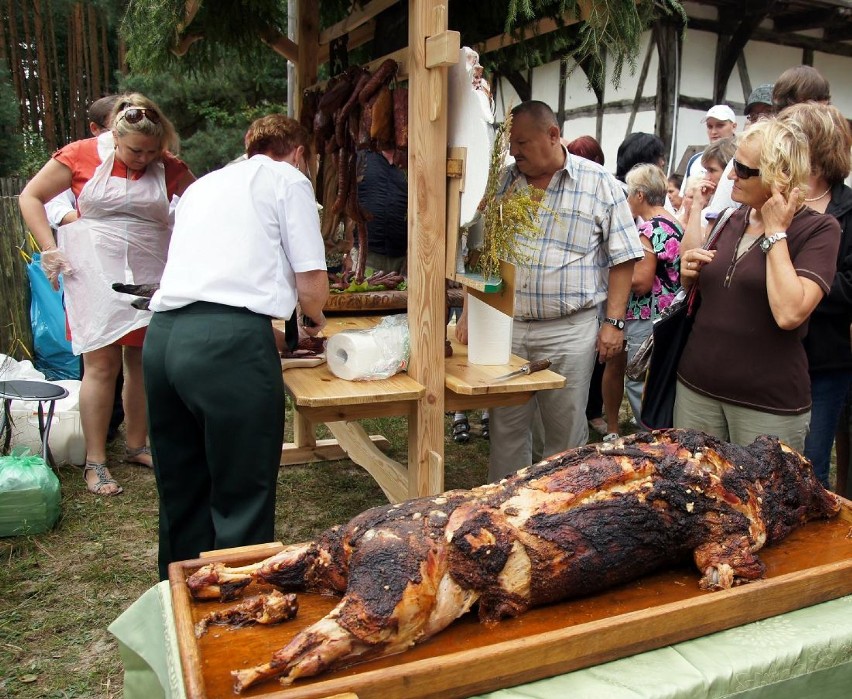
[184,430,840,692]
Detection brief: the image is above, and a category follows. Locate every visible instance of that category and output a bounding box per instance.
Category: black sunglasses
[732,158,760,180]
[118,107,161,125]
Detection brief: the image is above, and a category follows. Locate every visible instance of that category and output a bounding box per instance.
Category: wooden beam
[688,16,852,59]
[425,30,461,69]
[407,0,449,497]
[260,27,299,63]
[318,0,397,46]
[318,21,376,64]
[625,35,654,139]
[713,1,777,103]
[295,0,319,117]
[504,70,531,103]
[773,8,839,33]
[826,22,852,40]
[474,4,592,56]
[654,21,680,160]
[736,54,751,102]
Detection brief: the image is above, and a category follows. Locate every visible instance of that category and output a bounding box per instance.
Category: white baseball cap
[702,105,736,123]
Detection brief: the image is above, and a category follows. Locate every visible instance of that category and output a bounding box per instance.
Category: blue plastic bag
[26,253,81,380]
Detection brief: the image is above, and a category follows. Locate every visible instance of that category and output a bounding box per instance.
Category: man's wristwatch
[760,232,787,253]
[603,317,625,330]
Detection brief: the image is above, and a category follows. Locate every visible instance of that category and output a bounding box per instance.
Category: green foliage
[120,56,288,175]
[478,111,546,281]
[469,0,687,90]
[122,0,289,74]
[18,130,52,179]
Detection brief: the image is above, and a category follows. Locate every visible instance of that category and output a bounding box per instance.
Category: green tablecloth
[109,584,852,699]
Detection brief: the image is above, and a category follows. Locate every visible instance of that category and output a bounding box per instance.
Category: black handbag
[639,208,735,429]
[639,287,698,429]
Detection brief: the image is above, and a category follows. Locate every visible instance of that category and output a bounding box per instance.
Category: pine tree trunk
[70,3,85,139]
[46,0,67,145]
[100,21,109,102]
[21,0,40,132]
[32,0,56,150]
[6,0,26,129]
[87,2,100,101]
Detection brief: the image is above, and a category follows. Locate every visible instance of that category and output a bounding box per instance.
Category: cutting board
[281,355,325,371]
[169,499,852,699]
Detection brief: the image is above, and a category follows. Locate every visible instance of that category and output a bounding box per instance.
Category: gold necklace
[804,186,831,202]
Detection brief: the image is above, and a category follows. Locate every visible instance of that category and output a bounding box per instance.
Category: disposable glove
[40,249,73,289]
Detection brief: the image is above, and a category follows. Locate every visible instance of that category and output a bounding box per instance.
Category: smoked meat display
[184,429,840,692]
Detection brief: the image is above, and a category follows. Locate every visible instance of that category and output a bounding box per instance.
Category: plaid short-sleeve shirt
[500,151,643,320]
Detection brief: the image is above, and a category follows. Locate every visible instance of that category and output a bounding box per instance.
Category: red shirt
[53,137,189,201]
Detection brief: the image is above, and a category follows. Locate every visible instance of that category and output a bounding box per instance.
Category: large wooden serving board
[169,500,852,699]
[324,290,407,313]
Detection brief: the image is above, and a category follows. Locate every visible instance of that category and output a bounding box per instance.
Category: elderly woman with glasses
[674,119,840,450]
[19,92,195,496]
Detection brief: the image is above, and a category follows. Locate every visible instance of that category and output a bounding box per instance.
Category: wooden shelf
[452,271,503,293]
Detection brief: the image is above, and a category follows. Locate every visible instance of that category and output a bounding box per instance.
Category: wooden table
[277,316,565,503]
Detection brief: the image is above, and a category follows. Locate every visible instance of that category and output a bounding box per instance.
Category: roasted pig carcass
[194,590,298,638]
[184,429,840,692]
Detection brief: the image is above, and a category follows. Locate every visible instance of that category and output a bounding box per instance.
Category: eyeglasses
[118,107,161,125]
[732,158,760,180]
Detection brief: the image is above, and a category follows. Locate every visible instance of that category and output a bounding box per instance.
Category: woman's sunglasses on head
[118,107,161,125]
[732,158,760,180]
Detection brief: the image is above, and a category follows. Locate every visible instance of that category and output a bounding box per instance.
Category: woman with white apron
[19,94,195,496]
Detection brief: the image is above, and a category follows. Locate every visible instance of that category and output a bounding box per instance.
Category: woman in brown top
[674,119,840,450]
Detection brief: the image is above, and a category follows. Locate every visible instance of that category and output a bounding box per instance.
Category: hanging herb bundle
[476,109,548,281]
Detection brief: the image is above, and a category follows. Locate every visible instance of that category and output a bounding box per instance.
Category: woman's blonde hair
[778,102,852,186]
[738,119,810,202]
[110,93,179,152]
[626,163,667,207]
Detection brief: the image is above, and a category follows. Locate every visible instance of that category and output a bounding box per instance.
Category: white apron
[60,132,172,354]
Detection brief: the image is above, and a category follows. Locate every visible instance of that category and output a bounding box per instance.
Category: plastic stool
[0,379,70,468]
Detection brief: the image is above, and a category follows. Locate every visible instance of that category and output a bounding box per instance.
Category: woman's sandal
[125,445,153,468]
[83,462,123,496]
[452,414,470,444]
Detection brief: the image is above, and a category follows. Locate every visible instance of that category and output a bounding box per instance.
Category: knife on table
[493,359,552,381]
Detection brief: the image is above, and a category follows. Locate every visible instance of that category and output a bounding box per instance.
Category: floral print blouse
[626,215,684,322]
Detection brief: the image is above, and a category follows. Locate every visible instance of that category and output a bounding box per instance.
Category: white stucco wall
[493,23,852,178]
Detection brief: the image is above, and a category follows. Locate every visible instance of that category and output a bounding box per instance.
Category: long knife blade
[493,359,552,381]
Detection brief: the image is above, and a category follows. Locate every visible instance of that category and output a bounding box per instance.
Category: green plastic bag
[0,449,61,536]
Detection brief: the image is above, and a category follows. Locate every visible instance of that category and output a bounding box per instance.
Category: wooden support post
[295,0,319,116]
[407,0,452,497]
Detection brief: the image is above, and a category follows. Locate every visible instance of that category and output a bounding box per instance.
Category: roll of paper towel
[467,295,512,365]
[327,315,410,381]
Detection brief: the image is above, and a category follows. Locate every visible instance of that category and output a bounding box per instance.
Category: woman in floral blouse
[602,163,684,438]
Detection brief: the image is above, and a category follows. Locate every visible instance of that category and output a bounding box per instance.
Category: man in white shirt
[143,114,328,579]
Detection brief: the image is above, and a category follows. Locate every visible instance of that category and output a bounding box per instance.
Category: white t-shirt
[151,154,326,318]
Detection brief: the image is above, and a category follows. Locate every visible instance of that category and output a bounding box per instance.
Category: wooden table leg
[282,412,391,467]
[294,411,316,448]
[326,421,408,503]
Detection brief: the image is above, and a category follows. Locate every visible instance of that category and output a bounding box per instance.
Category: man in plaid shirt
[459,101,643,481]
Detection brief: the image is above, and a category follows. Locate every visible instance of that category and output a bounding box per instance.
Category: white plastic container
[467,295,512,365]
[9,409,86,466]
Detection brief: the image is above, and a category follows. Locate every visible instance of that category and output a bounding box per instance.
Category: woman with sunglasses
[674,119,840,451]
[19,92,195,496]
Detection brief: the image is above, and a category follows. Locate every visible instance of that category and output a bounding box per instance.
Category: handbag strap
[685,207,736,313]
[703,206,735,251]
